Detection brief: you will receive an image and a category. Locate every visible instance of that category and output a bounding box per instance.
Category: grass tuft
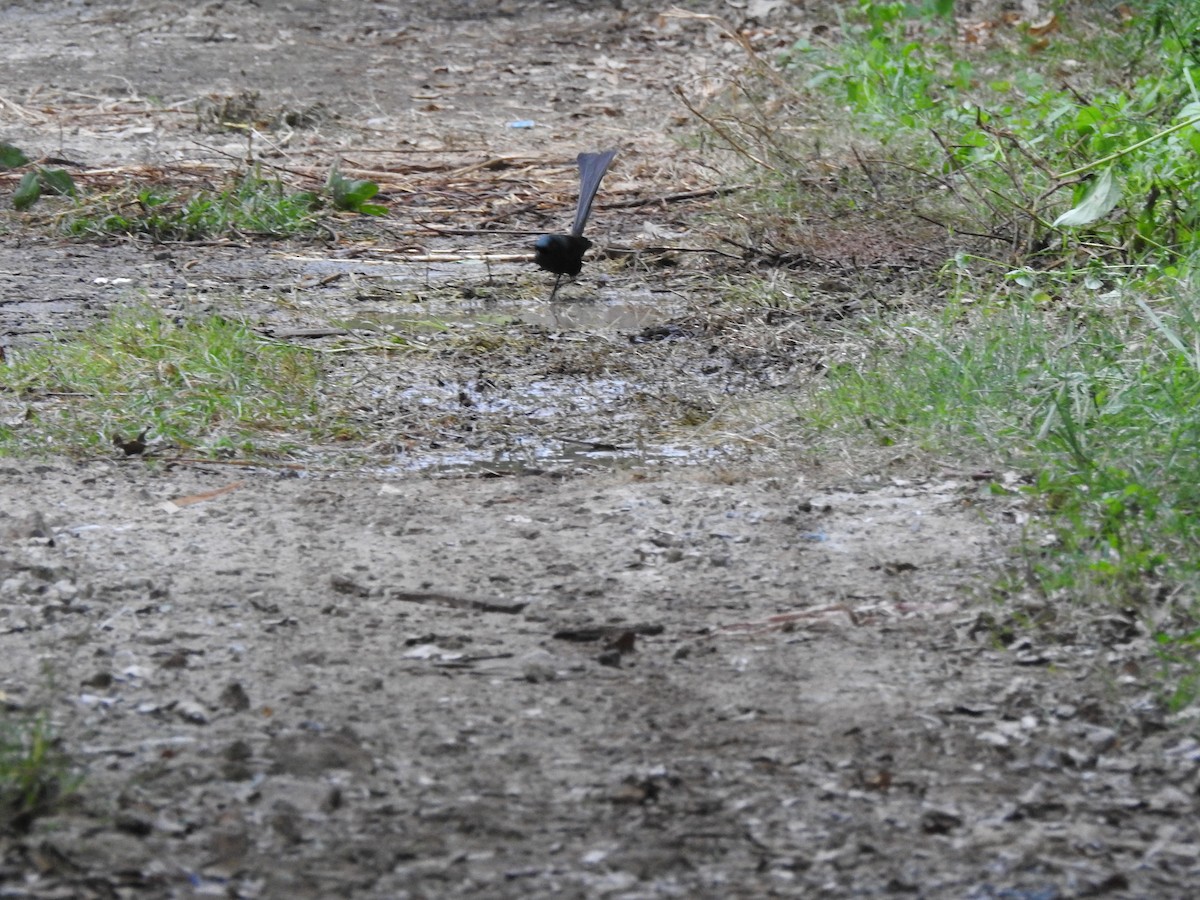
[0,309,340,458]
[0,711,77,834]
[63,171,323,241]
[803,272,1200,639]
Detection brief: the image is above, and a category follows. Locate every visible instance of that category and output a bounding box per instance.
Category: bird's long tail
[571,149,617,237]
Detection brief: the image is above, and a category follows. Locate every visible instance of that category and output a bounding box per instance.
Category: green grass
[1,712,77,834]
[738,0,1200,273]
[0,309,348,458]
[700,1,1200,703]
[37,166,388,241]
[800,269,1200,700]
[809,273,1200,576]
[3,149,388,240]
[64,172,324,241]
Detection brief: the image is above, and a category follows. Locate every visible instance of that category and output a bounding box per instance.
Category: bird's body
[534,150,617,299]
[533,233,591,278]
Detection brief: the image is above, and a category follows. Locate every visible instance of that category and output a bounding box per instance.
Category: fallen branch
[601,184,747,209]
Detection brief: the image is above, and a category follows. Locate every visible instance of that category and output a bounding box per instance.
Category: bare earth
[1,2,1198,898]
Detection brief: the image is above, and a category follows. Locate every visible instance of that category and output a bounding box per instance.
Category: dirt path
[1,3,1195,898]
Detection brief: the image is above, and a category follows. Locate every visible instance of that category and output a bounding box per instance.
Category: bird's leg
[548,273,564,302]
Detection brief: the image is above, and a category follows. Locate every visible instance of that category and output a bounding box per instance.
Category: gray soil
[2,2,1197,898]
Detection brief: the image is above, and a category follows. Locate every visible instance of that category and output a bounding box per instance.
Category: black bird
[533,149,617,300]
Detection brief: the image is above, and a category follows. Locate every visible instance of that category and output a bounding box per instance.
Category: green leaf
[342,180,379,206]
[332,178,375,207]
[38,167,76,198]
[13,171,42,210]
[1178,100,1200,126]
[327,166,385,214]
[0,142,29,169]
[1053,167,1121,227]
[326,166,351,200]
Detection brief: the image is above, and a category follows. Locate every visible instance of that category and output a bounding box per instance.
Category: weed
[1155,629,1200,712]
[803,277,1200,620]
[327,164,387,216]
[0,711,77,834]
[64,171,322,240]
[2,141,77,211]
[759,1,1200,271]
[4,148,386,239]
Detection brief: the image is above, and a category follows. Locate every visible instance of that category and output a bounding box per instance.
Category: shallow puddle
[509,295,672,331]
[345,293,676,336]
[390,439,705,476]
[396,375,632,418]
[293,255,680,335]
[295,256,481,283]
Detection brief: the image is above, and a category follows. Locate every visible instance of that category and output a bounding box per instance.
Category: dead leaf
[1028,13,1059,36]
[921,809,962,834]
[606,630,637,654]
[220,681,251,711]
[158,649,189,670]
[864,769,893,792]
[161,480,244,512]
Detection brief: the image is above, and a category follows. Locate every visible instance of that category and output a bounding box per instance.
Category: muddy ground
[2,2,1199,898]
